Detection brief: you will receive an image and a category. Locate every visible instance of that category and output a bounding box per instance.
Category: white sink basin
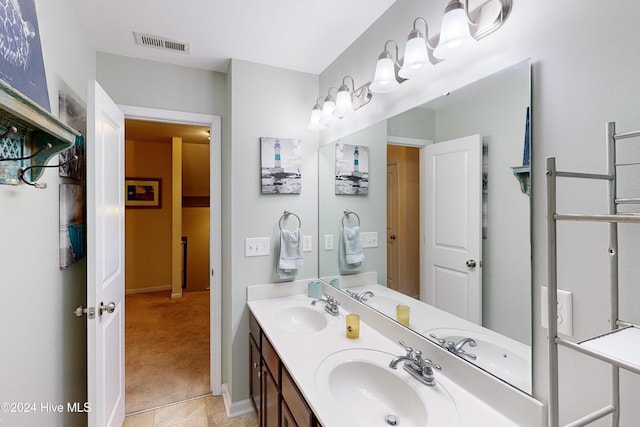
[363,293,404,313]
[274,306,328,333]
[426,328,531,391]
[316,348,457,427]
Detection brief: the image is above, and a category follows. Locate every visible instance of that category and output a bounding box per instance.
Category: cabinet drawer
[262,335,280,383]
[282,368,314,427]
[249,312,261,350]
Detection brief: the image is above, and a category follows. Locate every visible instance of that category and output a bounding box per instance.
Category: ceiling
[66,0,397,74]
[125,120,210,145]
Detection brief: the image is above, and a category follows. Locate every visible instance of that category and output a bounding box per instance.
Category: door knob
[465,259,477,268]
[98,301,116,316]
[390,234,397,240]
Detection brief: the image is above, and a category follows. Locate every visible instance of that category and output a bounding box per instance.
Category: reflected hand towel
[343,225,364,265]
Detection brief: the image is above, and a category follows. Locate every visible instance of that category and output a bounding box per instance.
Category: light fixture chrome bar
[351,83,372,110]
[467,0,513,40]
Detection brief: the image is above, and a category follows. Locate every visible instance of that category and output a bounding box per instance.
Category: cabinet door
[263,368,279,427]
[281,401,297,427]
[249,336,262,422]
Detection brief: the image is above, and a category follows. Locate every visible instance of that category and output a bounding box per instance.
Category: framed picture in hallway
[126,178,162,208]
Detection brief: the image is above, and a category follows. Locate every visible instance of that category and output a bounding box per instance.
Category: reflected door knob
[465,259,477,268]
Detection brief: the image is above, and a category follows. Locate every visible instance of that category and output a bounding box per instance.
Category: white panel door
[86,81,125,427]
[424,135,482,324]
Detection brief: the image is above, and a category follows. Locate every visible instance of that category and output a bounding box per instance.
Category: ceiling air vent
[133,32,190,54]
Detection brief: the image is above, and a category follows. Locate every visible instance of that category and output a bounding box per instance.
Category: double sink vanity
[247,276,545,427]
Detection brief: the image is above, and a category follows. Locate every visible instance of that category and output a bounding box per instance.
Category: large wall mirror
[318,60,532,393]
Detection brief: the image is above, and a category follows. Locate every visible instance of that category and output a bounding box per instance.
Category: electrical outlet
[303,235,312,252]
[361,231,378,248]
[324,234,334,250]
[541,286,573,336]
[245,237,270,257]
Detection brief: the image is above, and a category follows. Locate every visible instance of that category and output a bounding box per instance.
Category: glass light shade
[333,88,354,118]
[307,106,327,131]
[399,36,430,79]
[320,97,335,125]
[433,6,477,59]
[370,57,400,93]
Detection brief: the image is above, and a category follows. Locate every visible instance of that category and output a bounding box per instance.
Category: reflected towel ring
[342,209,360,227]
[279,210,301,230]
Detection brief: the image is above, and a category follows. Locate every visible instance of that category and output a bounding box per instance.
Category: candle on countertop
[346,314,360,339]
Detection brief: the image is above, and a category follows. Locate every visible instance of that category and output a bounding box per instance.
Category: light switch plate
[324,234,334,250]
[245,237,270,257]
[361,231,378,248]
[303,235,312,252]
[541,286,573,336]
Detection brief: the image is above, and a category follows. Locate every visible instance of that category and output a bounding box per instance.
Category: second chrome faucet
[389,340,441,386]
[311,295,340,316]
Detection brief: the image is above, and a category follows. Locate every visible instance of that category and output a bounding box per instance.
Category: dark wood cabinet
[249,312,318,427]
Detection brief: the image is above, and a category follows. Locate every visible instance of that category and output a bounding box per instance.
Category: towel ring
[279,210,301,230]
[342,209,360,227]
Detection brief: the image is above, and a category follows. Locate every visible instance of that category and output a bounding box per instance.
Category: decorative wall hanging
[0,0,50,111]
[125,177,162,208]
[58,90,86,181]
[260,137,302,194]
[335,143,369,195]
[59,184,86,269]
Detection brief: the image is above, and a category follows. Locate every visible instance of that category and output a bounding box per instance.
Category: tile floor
[123,395,258,427]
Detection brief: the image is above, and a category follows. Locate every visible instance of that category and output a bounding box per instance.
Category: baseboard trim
[125,285,172,295]
[221,384,254,418]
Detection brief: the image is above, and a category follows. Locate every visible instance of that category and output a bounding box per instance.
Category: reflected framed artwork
[335,143,369,195]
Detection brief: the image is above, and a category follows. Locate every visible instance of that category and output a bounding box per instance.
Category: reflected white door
[423,135,482,324]
[86,81,126,427]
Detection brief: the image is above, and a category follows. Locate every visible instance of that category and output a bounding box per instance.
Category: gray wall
[226,59,319,401]
[319,0,640,425]
[0,0,96,426]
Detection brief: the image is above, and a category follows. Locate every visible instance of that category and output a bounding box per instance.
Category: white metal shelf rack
[547,122,640,427]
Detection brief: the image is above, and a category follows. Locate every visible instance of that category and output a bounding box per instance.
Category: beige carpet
[125,290,210,414]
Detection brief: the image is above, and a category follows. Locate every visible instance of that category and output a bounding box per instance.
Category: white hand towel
[278,228,303,271]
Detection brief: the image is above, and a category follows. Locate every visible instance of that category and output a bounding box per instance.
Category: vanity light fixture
[320,87,338,125]
[398,17,436,79]
[433,0,512,59]
[307,96,328,131]
[306,0,511,129]
[370,40,404,94]
[333,82,354,118]
[433,0,477,59]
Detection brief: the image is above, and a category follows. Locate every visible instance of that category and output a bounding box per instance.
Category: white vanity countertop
[248,292,530,427]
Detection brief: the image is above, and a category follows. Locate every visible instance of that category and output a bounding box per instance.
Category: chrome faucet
[311,295,340,316]
[429,333,478,360]
[345,289,375,302]
[389,340,441,386]
[358,290,374,301]
[446,337,477,360]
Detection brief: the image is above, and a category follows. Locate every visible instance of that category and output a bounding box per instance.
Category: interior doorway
[386,144,421,299]
[120,108,221,413]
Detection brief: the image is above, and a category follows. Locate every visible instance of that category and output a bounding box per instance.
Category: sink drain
[384,414,399,425]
